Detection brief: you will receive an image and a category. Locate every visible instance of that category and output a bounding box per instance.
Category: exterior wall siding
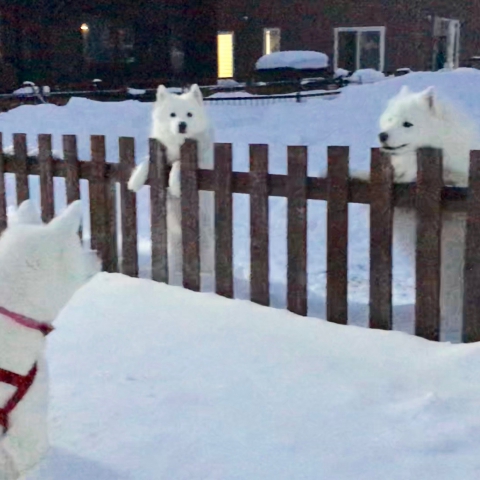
[218,0,480,80]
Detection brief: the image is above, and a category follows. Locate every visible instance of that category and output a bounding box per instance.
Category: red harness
[0,307,53,433]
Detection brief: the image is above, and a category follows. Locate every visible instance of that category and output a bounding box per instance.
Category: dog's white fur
[0,201,100,479]
[379,85,479,336]
[128,84,215,280]
[128,84,214,192]
[379,85,476,186]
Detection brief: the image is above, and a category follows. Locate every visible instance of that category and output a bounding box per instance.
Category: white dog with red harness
[0,200,100,479]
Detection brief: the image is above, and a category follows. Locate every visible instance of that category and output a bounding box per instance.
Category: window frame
[263,27,281,56]
[334,26,386,72]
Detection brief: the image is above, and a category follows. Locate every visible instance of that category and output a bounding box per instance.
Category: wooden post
[415,147,442,341]
[150,139,169,283]
[180,139,200,291]
[119,137,138,277]
[0,133,6,234]
[13,134,29,204]
[89,135,117,272]
[38,134,54,223]
[250,144,270,306]
[287,145,308,316]
[463,150,480,342]
[369,148,393,330]
[327,146,349,324]
[63,135,81,204]
[215,143,233,298]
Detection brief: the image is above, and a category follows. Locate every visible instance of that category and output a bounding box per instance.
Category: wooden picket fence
[1,133,480,343]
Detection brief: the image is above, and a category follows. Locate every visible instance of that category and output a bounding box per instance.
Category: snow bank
[256,51,329,70]
[349,68,386,84]
[334,68,350,78]
[27,272,480,479]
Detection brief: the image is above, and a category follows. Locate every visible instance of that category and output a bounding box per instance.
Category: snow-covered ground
[0,68,477,479]
[28,273,480,480]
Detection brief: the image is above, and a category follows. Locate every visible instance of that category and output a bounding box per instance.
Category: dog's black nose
[178,122,187,134]
[379,132,389,143]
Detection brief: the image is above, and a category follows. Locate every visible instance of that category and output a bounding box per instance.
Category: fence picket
[415,148,442,341]
[287,146,308,316]
[463,150,480,342]
[89,135,110,271]
[180,139,200,291]
[369,148,393,330]
[150,139,169,283]
[250,144,269,306]
[2,132,480,343]
[38,134,54,222]
[63,135,80,204]
[0,133,6,234]
[215,143,233,298]
[119,137,138,277]
[327,146,349,325]
[13,134,29,203]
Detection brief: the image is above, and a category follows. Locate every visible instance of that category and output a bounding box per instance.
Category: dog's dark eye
[187,112,193,118]
[170,113,176,118]
[403,121,413,128]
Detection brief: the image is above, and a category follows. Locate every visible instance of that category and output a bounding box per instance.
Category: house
[217,0,480,80]
[2,1,479,92]
[0,0,217,91]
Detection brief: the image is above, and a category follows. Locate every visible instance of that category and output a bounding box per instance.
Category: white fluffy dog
[128,84,215,280]
[379,85,479,336]
[0,200,100,479]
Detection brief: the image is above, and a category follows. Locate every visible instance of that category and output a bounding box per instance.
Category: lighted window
[217,32,234,78]
[263,28,281,55]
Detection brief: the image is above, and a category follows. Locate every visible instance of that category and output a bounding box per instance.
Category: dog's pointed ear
[11,200,43,226]
[48,200,83,235]
[398,85,410,97]
[188,84,204,105]
[421,86,436,111]
[156,85,169,103]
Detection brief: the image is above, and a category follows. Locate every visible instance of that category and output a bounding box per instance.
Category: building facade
[1,1,480,91]
[217,0,480,80]
[0,0,217,91]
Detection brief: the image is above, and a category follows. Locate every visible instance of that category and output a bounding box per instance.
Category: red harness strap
[0,364,37,432]
[0,307,54,434]
[0,307,53,336]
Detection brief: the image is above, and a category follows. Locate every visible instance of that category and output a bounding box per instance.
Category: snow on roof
[255,51,329,70]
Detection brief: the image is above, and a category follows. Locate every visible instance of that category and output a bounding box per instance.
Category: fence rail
[0,133,479,343]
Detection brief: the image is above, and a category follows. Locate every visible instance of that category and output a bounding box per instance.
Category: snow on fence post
[369,148,394,331]
[13,133,29,203]
[326,146,349,325]
[119,137,138,278]
[0,133,6,235]
[180,139,201,292]
[38,134,54,223]
[214,143,234,298]
[415,147,443,341]
[250,144,270,307]
[463,150,480,343]
[287,145,308,316]
[149,139,169,283]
